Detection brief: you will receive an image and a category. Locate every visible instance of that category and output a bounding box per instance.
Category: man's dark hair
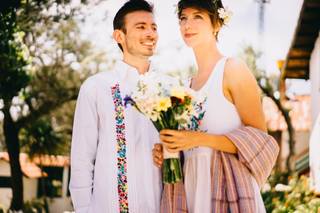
[113,0,154,51]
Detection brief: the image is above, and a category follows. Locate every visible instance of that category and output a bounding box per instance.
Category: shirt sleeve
[69,80,99,212]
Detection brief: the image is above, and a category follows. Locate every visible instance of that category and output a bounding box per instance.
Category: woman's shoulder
[224,57,257,88]
[224,57,249,75]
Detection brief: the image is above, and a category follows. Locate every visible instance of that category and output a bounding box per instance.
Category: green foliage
[239,44,295,172]
[6,0,107,150]
[262,172,320,213]
[241,45,264,79]
[0,8,30,101]
[22,198,46,213]
[0,1,107,209]
[19,118,65,157]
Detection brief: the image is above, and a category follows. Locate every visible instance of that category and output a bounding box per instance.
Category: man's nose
[145,27,157,38]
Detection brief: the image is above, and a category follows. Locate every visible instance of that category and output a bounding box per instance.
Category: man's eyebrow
[134,22,147,26]
[134,22,157,27]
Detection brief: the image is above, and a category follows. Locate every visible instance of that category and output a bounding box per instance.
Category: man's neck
[123,55,150,75]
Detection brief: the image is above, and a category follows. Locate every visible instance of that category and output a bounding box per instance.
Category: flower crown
[212,0,233,24]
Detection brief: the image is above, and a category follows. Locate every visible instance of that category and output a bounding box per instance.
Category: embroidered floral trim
[111,83,129,213]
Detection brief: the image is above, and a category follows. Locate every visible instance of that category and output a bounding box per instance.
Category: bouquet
[124,72,206,184]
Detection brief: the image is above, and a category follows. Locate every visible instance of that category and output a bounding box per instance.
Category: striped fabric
[160,182,188,213]
[226,126,280,188]
[161,126,279,213]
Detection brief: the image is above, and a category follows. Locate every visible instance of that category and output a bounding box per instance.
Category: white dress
[183,57,266,213]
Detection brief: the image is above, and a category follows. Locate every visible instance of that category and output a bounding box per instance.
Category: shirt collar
[114,60,155,94]
[114,60,155,81]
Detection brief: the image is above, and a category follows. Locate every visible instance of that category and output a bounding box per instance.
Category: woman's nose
[182,20,192,31]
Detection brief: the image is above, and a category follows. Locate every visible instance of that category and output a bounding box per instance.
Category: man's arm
[69,81,98,212]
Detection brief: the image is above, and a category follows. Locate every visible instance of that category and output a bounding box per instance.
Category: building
[263,95,311,172]
[280,0,320,173]
[0,152,73,212]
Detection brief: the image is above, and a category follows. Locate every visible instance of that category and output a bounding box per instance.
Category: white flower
[128,70,206,129]
[275,183,292,192]
[261,183,271,192]
[171,86,187,100]
[218,7,233,24]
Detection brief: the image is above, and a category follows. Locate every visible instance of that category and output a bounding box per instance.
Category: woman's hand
[152,143,163,168]
[160,129,205,152]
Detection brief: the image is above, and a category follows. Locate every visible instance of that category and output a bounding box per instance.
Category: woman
[153,0,271,212]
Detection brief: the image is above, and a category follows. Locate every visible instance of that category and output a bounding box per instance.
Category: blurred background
[0,0,319,212]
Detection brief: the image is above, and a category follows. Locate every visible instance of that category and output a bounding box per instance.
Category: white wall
[0,188,12,210]
[49,197,73,213]
[279,130,310,170]
[310,31,320,126]
[23,177,38,202]
[0,161,11,176]
[0,161,13,210]
[0,160,38,210]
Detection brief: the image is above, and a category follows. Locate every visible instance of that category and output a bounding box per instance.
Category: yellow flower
[156,97,171,112]
[171,87,186,100]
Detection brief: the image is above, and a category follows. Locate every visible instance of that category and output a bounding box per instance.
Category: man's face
[118,11,158,58]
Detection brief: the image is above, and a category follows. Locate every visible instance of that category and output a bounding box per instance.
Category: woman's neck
[193,41,223,75]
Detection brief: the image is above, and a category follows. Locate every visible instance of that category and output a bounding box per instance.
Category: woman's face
[179,8,215,48]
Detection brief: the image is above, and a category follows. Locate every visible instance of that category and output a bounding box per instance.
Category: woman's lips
[184,33,197,38]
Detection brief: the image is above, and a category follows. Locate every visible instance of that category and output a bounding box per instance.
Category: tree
[240,45,295,173]
[20,118,65,213]
[0,0,107,210]
[0,4,30,210]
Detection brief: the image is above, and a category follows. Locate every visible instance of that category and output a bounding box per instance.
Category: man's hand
[152,143,163,168]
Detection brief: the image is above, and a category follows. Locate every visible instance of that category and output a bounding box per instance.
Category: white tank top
[198,57,242,135]
[184,57,242,158]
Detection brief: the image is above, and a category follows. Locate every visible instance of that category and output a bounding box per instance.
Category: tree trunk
[39,163,50,213]
[3,105,24,211]
[260,86,295,172]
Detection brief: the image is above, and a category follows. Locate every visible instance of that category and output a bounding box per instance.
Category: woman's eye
[195,15,203,19]
[179,16,187,21]
[137,25,145,29]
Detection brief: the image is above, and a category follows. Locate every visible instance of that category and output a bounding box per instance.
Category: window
[0,177,11,188]
[37,167,63,198]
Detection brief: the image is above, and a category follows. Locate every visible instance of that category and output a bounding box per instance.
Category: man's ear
[113,29,124,44]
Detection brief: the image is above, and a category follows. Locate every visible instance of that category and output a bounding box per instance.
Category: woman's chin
[183,39,196,48]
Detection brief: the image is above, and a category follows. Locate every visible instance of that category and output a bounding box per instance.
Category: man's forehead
[124,11,156,25]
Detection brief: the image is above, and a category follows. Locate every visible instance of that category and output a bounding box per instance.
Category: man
[69,0,161,212]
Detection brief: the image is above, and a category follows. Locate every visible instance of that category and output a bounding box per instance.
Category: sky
[80,0,309,94]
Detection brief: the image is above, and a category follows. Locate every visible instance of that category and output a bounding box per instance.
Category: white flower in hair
[218,7,233,24]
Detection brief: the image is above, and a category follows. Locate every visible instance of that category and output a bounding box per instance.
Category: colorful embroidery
[111,83,129,213]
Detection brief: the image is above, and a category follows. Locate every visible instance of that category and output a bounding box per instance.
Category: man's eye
[195,15,203,19]
[137,25,145,29]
